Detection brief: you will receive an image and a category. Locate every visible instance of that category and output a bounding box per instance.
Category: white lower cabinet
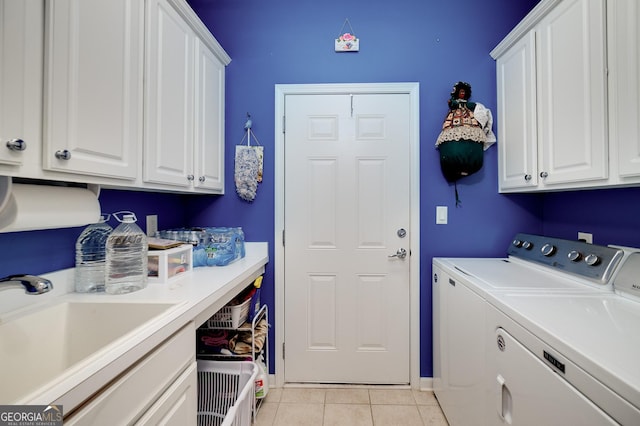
[135,362,197,426]
[65,324,196,426]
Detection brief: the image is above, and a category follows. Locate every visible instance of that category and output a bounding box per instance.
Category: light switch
[436,206,448,224]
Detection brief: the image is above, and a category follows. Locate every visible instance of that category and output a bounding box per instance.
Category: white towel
[473,103,497,150]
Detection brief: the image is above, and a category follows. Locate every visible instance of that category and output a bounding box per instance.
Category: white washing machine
[433,234,640,426]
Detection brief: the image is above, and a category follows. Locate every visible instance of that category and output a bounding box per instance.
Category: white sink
[0,300,179,403]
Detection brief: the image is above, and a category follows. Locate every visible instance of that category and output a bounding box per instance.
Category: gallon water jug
[255,354,269,399]
[75,215,113,293]
[105,212,148,294]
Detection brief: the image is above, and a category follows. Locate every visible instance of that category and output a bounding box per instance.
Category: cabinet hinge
[282,342,285,359]
[282,115,286,134]
[282,229,285,246]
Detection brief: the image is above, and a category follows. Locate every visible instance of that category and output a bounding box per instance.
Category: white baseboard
[419,377,434,391]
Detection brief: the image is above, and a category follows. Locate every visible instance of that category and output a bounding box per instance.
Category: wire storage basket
[205,298,251,329]
[197,360,258,426]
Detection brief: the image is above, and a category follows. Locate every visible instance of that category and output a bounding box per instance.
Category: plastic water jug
[105,212,148,294]
[75,215,113,293]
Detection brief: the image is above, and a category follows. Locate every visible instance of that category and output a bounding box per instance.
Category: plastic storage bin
[197,360,258,426]
[147,244,193,283]
[206,298,251,329]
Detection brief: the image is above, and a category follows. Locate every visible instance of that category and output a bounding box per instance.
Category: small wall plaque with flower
[335,18,359,52]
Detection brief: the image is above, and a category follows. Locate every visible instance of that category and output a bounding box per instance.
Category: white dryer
[433,234,640,426]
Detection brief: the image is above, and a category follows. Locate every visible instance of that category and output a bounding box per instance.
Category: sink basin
[0,301,178,403]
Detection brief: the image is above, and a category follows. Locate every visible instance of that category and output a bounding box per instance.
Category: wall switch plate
[578,232,593,244]
[436,206,448,225]
[146,214,158,237]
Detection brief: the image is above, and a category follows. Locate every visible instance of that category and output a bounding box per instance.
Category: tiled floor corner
[254,387,448,426]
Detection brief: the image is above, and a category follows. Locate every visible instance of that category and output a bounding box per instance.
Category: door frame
[274,83,421,388]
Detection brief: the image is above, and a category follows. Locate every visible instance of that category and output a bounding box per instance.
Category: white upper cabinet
[43,0,144,180]
[194,38,225,192]
[144,0,194,188]
[0,0,228,194]
[0,0,43,169]
[609,0,640,180]
[144,0,229,193]
[495,32,538,190]
[536,0,608,186]
[492,0,609,192]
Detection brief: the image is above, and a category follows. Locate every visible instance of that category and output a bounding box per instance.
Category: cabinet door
[64,325,195,426]
[496,32,538,191]
[0,0,43,168]
[144,0,194,188]
[609,0,640,178]
[135,362,197,426]
[536,0,608,186]
[193,38,225,192]
[43,0,143,180]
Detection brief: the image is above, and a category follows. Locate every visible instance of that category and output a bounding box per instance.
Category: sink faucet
[0,274,53,294]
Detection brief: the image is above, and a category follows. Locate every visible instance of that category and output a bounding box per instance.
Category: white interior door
[283,92,411,384]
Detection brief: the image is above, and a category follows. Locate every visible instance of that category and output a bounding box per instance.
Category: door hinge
[282,229,285,246]
[282,115,286,134]
[350,94,354,117]
[282,342,285,359]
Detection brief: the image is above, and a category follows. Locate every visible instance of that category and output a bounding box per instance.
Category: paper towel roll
[0,183,100,233]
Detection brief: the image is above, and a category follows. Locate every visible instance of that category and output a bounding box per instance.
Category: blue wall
[542,187,640,246]
[0,189,188,277]
[3,0,640,382]
[186,0,544,378]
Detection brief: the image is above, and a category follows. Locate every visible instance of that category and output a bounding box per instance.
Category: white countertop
[2,242,268,412]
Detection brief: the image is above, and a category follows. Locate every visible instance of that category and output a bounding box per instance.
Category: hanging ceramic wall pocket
[335,18,359,52]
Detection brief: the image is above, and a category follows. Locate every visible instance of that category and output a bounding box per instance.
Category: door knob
[388,248,407,259]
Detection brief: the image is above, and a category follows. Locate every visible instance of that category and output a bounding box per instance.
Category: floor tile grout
[255,387,448,425]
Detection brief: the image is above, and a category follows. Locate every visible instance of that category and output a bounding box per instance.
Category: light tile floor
[255,388,449,426]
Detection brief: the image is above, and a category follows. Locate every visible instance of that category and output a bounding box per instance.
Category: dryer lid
[614,252,640,302]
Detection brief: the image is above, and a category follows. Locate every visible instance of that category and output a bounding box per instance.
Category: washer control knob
[512,239,523,248]
[584,254,600,266]
[541,244,556,257]
[567,250,582,262]
[522,241,533,250]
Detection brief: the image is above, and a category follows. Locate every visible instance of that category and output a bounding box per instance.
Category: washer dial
[541,243,556,257]
[584,254,600,266]
[567,250,582,262]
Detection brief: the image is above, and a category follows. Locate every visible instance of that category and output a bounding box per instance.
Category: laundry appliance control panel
[508,233,624,285]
